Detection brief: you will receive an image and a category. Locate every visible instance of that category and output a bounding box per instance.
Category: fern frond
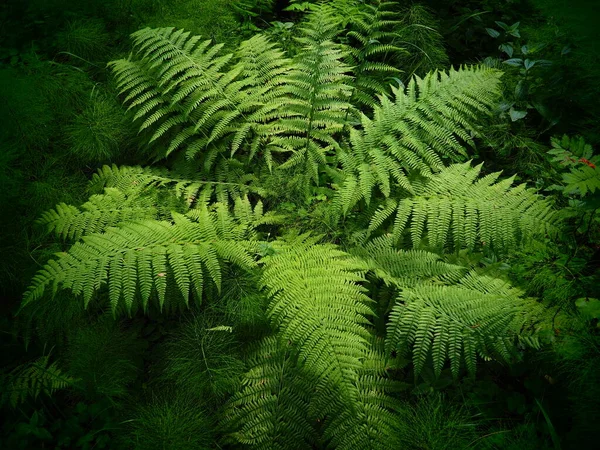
[37,188,161,241]
[321,342,406,450]
[368,162,558,251]
[335,66,503,213]
[260,239,373,401]
[24,205,259,314]
[386,272,544,378]
[343,0,407,108]
[110,29,291,166]
[350,235,465,287]
[1,356,76,407]
[222,336,317,450]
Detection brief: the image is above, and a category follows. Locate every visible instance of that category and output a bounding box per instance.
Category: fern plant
[20,7,564,448]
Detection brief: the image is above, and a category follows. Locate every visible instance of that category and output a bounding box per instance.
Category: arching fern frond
[386,272,544,378]
[368,162,558,252]
[222,336,317,450]
[335,66,503,213]
[344,0,407,108]
[349,235,465,287]
[24,205,259,314]
[265,12,354,183]
[260,238,372,402]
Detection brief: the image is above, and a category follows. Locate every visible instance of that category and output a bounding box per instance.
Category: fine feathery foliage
[24,201,261,314]
[335,66,504,214]
[260,235,373,401]
[386,271,544,378]
[367,162,558,252]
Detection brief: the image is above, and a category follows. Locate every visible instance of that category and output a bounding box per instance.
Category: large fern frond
[368,162,558,251]
[386,272,544,378]
[260,236,373,401]
[110,29,290,165]
[24,203,259,314]
[343,0,407,108]
[335,66,503,213]
[263,9,354,183]
[321,343,406,450]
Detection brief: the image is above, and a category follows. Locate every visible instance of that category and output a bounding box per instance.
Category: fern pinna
[22,5,561,448]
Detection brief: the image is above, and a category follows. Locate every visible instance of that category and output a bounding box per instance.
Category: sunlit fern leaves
[24,204,259,314]
[267,9,354,183]
[222,336,317,450]
[1,355,77,407]
[260,236,373,402]
[37,188,163,242]
[335,66,503,214]
[386,272,544,378]
[349,235,465,287]
[109,29,291,166]
[368,162,558,252]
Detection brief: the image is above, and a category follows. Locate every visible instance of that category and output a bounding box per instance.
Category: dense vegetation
[1,1,598,448]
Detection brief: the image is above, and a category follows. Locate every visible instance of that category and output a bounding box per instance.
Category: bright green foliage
[562,165,600,196]
[350,235,465,287]
[336,67,503,213]
[269,10,353,182]
[222,337,317,449]
[24,203,259,313]
[16,6,572,448]
[368,162,557,251]
[38,188,161,241]
[261,236,373,400]
[90,162,263,205]
[109,29,291,165]
[386,272,543,378]
[1,356,77,407]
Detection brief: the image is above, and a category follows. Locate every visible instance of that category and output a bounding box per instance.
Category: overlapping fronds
[260,237,373,401]
[1,356,77,407]
[222,336,317,450]
[263,10,354,182]
[109,29,291,163]
[37,188,162,241]
[322,344,406,450]
[24,203,260,314]
[90,162,262,206]
[335,66,503,213]
[344,0,407,108]
[386,272,544,378]
[350,235,465,287]
[368,162,558,251]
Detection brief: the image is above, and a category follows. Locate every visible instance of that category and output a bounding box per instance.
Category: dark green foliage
[2,1,599,449]
[120,392,214,450]
[66,318,145,399]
